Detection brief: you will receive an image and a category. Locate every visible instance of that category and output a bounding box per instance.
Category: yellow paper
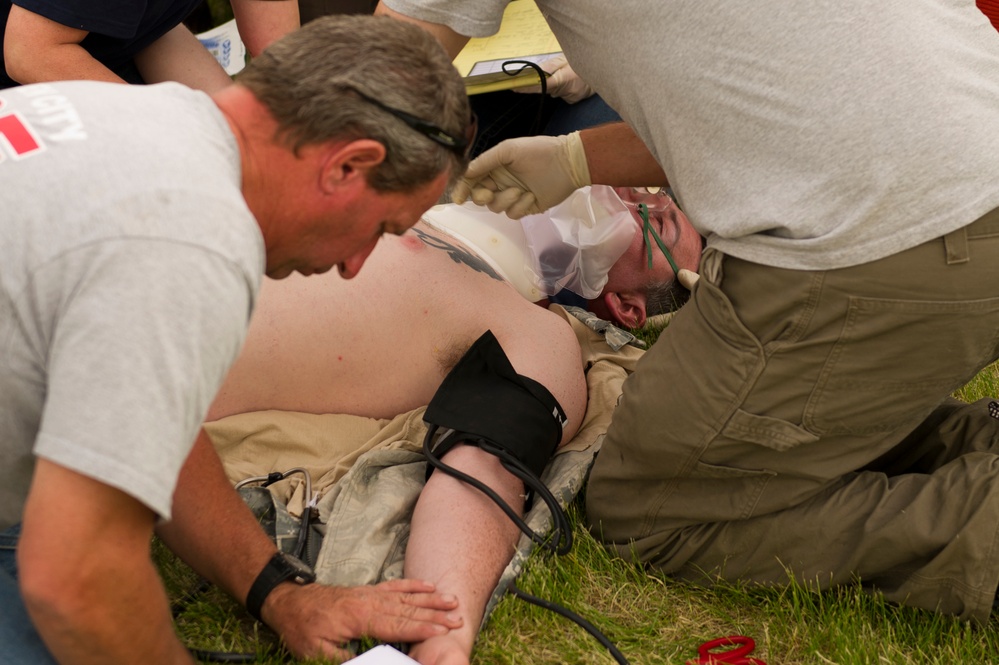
[452,0,563,94]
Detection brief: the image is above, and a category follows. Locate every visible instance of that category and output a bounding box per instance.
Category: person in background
[1,0,298,91]
[0,15,472,665]
[290,0,618,158]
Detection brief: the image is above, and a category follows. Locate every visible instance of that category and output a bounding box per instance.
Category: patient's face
[604,187,702,293]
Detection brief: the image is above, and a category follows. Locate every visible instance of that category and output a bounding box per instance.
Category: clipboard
[452,0,563,95]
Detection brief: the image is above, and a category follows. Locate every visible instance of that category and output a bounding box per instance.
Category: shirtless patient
[205,187,702,664]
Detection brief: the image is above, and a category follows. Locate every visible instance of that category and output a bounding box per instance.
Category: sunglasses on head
[351,88,476,159]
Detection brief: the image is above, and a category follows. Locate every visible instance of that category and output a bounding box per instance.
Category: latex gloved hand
[452,132,591,219]
[515,55,594,104]
[678,268,700,289]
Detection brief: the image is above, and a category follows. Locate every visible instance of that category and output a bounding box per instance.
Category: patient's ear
[320,139,386,193]
[600,290,647,329]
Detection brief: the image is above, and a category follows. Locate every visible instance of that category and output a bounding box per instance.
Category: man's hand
[452,132,591,219]
[262,578,462,661]
[515,55,594,104]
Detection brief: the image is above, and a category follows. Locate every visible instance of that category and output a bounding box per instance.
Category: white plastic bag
[520,185,635,299]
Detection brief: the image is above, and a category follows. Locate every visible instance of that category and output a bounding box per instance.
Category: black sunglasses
[351,88,476,158]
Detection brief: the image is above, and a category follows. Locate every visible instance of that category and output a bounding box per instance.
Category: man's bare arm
[133,23,234,94]
[18,460,196,665]
[580,122,669,187]
[229,0,299,58]
[158,430,462,661]
[374,2,469,60]
[3,6,124,84]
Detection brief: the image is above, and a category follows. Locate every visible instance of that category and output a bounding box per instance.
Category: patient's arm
[406,447,522,665]
[405,313,587,665]
[158,431,462,661]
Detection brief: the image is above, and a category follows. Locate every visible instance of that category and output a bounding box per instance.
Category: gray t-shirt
[0,81,264,529]
[386,0,999,269]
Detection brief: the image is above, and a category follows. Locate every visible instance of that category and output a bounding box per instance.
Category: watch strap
[246,552,315,623]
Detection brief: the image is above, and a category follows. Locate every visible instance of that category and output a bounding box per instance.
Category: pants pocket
[686,460,777,521]
[721,408,819,452]
[805,296,999,435]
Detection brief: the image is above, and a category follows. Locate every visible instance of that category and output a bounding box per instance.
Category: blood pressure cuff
[423,330,568,480]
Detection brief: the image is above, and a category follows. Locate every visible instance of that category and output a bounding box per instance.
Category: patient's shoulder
[487,304,587,442]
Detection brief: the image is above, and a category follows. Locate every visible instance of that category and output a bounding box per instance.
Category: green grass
[475,507,999,664]
[956,362,999,404]
[161,356,999,664]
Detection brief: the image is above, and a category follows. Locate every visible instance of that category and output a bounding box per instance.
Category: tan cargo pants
[587,208,999,621]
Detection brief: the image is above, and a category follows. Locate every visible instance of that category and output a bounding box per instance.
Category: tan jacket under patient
[205,308,642,624]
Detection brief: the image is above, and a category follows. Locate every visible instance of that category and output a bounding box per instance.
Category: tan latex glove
[678,268,700,289]
[514,55,595,104]
[451,132,591,219]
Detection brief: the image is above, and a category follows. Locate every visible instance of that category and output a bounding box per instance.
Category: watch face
[281,553,317,584]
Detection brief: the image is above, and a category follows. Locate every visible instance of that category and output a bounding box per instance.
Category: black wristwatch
[246,551,316,623]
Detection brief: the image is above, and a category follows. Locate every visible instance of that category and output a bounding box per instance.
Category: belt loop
[700,248,724,285]
[943,226,969,265]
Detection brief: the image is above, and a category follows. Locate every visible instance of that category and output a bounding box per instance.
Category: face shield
[422,186,656,301]
[519,185,637,299]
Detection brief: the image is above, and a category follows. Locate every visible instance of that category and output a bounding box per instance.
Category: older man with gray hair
[0,14,472,665]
